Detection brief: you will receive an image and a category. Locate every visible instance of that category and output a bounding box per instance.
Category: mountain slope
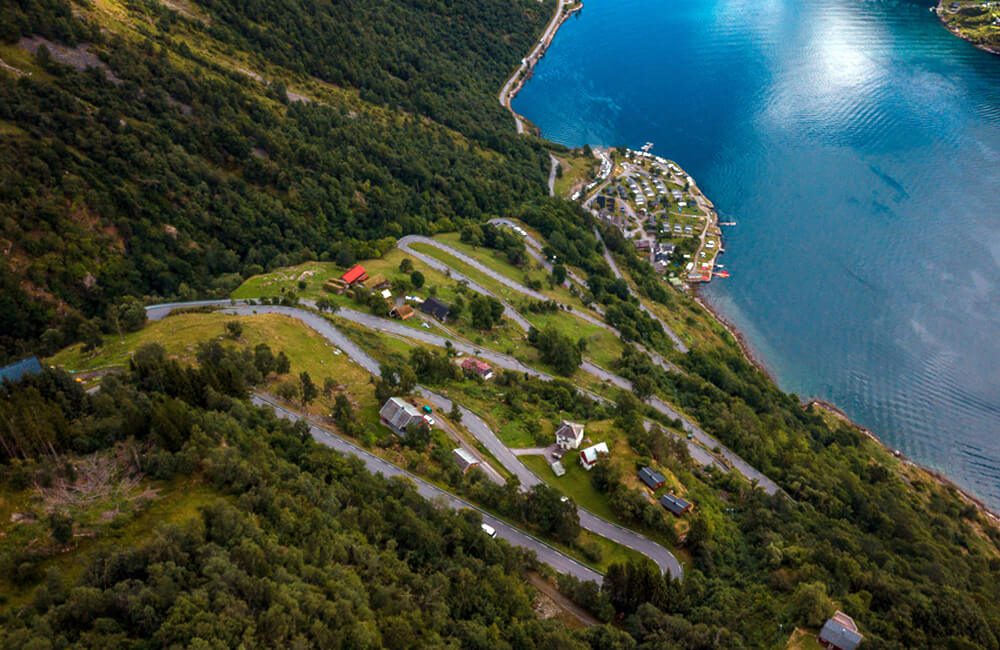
[0,0,553,360]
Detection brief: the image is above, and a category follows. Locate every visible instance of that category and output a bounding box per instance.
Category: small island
[936,0,1000,54]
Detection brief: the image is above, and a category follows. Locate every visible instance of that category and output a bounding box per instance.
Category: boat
[715,270,730,278]
[719,221,737,226]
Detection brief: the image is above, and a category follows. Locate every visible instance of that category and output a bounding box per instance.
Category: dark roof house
[638,467,666,490]
[419,297,451,322]
[379,397,427,436]
[818,611,863,650]
[0,356,43,384]
[659,493,693,516]
[554,421,585,450]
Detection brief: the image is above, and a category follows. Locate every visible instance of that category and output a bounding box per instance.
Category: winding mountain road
[253,394,603,583]
[398,235,683,376]
[147,301,684,578]
[592,228,690,354]
[147,297,775,494]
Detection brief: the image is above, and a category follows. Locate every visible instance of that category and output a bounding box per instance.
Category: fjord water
[513,0,1000,508]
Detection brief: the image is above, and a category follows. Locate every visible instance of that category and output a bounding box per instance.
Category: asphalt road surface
[148,301,684,575]
[147,300,773,493]
[253,395,603,583]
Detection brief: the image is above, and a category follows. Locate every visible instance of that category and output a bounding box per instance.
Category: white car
[481,523,497,538]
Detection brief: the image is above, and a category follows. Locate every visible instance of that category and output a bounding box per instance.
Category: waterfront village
[575,146,730,285]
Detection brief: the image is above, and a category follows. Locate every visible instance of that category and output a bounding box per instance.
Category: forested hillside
[0,352,599,648]
[5,1,1000,648]
[0,0,552,360]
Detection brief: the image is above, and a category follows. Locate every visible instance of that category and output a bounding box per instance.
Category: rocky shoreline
[935,0,1000,56]
[696,290,999,521]
[503,0,1000,524]
[500,0,583,134]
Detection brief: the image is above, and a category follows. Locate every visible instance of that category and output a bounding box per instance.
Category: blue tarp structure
[0,356,43,383]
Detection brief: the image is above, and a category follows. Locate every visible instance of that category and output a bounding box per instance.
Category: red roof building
[460,357,494,380]
[340,264,369,285]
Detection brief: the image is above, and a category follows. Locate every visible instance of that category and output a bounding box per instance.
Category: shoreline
[934,0,1000,56]
[696,288,1000,521]
[502,0,1000,525]
[691,290,777,383]
[500,0,583,134]
[809,398,1000,522]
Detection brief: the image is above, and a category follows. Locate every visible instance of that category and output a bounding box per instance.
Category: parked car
[481,523,497,538]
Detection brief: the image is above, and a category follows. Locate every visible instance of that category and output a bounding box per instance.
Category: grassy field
[49,311,382,427]
[552,151,598,199]
[231,248,457,303]
[409,241,624,367]
[522,453,617,521]
[433,233,597,314]
[785,628,824,650]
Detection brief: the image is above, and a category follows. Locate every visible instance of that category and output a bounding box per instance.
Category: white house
[579,442,609,471]
[554,421,585,451]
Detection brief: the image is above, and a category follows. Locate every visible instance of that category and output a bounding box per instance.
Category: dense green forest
[0,353,597,648]
[0,0,551,360]
[4,0,1000,648]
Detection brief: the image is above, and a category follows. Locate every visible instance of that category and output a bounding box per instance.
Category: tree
[48,512,73,546]
[399,258,414,273]
[523,484,579,544]
[403,420,431,450]
[375,363,417,403]
[410,271,425,289]
[451,295,465,319]
[225,321,244,340]
[315,297,338,313]
[335,247,356,268]
[275,351,291,374]
[530,326,581,376]
[791,582,835,628]
[590,458,620,493]
[469,295,504,330]
[448,401,462,423]
[332,393,359,435]
[300,372,318,405]
[552,264,567,285]
[460,224,485,246]
[631,374,654,402]
[602,560,666,615]
[254,344,275,375]
[275,379,300,402]
[107,297,147,337]
[80,319,103,352]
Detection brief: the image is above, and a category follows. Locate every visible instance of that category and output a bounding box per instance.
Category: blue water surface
[513,0,1000,508]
